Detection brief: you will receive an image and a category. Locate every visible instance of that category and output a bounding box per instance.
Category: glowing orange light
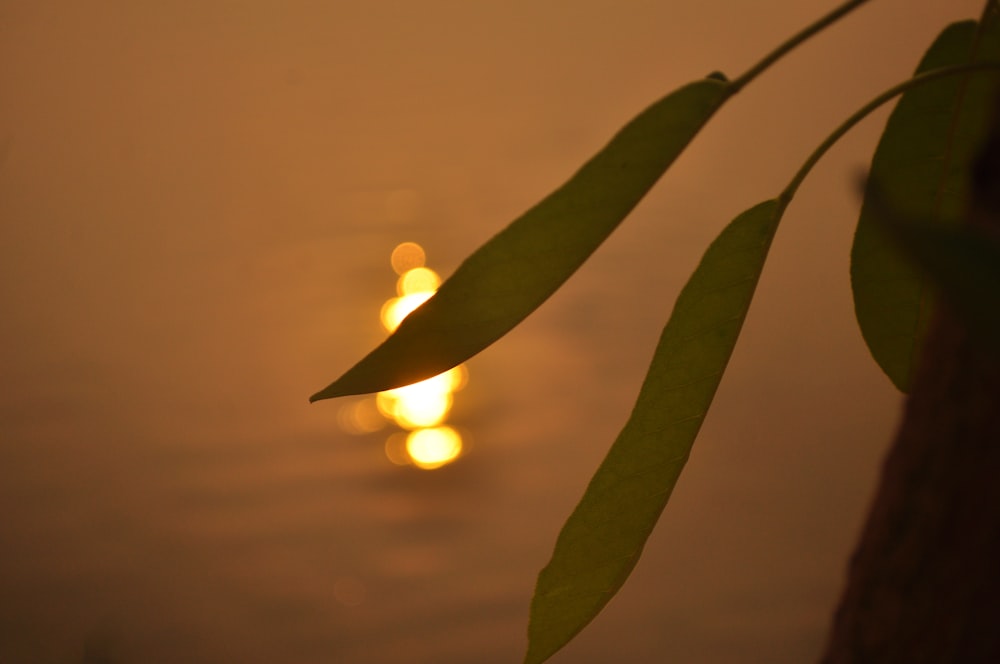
[380,292,433,332]
[366,242,469,470]
[398,266,440,296]
[384,432,411,466]
[375,392,397,419]
[390,241,426,275]
[336,398,386,434]
[444,365,468,392]
[406,426,463,469]
[378,371,458,429]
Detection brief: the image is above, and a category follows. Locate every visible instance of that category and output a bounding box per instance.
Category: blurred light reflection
[398,266,441,295]
[406,427,463,470]
[380,292,433,332]
[384,384,453,429]
[390,241,426,275]
[384,432,412,466]
[336,398,386,434]
[340,241,466,469]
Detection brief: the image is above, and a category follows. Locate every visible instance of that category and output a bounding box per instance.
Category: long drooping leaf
[310,76,730,401]
[851,17,1000,391]
[522,57,1000,664]
[525,199,783,664]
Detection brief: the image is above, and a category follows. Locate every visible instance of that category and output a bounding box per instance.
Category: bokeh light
[383,432,412,466]
[405,427,463,470]
[384,385,453,429]
[390,241,426,275]
[379,262,443,332]
[380,292,433,332]
[336,398,386,434]
[376,367,465,429]
[398,266,441,295]
[336,242,469,470]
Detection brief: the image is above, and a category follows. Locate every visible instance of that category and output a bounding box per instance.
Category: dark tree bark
[821,308,1000,663]
[821,103,1000,663]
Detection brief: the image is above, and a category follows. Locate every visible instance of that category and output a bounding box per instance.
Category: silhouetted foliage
[313,1,1000,660]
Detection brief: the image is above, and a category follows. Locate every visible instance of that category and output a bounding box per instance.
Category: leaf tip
[308,381,347,403]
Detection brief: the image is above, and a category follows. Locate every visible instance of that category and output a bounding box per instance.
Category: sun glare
[378,262,443,332]
[384,385,452,429]
[380,292,433,332]
[406,427,463,469]
[336,241,468,470]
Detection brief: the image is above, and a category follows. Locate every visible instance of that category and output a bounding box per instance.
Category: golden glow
[396,391,452,428]
[384,432,411,466]
[378,370,460,429]
[336,398,386,434]
[380,292,433,332]
[398,266,440,296]
[390,241,426,275]
[351,241,468,470]
[445,365,468,392]
[375,391,397,419]
[406,427,463,469]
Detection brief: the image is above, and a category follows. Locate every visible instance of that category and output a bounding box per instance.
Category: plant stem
[779,62,1000,203]
[729,0,873,93]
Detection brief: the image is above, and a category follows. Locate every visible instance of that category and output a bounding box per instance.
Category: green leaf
[851,18,1000,391]
[525,199,782,664]
[867,195,1000,339]
[310,76,730,401]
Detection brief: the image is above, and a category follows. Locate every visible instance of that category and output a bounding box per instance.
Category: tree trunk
[821,105,1000,663]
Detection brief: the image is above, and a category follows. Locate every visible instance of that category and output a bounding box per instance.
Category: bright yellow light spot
[377,242,468,469]
[380,373,455,429]
[380,292,433,331]
[395,391,452,428]
[407,370,458,395]
[390,242,426,275]
[397,267,440,296]
[406,426,463,469]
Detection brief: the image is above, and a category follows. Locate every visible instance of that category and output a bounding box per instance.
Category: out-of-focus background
[0,1,983,662]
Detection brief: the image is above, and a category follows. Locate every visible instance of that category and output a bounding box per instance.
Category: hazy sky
[0,1,986,662]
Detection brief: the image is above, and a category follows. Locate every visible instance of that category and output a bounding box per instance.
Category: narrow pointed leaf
[851,18,1000,391]
[311,76,730,401]
[525,199,783,664]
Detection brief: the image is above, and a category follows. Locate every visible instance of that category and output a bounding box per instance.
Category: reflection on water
[379,293,433,332]
[389,241,426,275]
[340,242,467,469]
[0,2,945,659]
[405,426,464,470]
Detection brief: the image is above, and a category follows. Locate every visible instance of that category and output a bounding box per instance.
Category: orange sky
[0,1,986,662]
